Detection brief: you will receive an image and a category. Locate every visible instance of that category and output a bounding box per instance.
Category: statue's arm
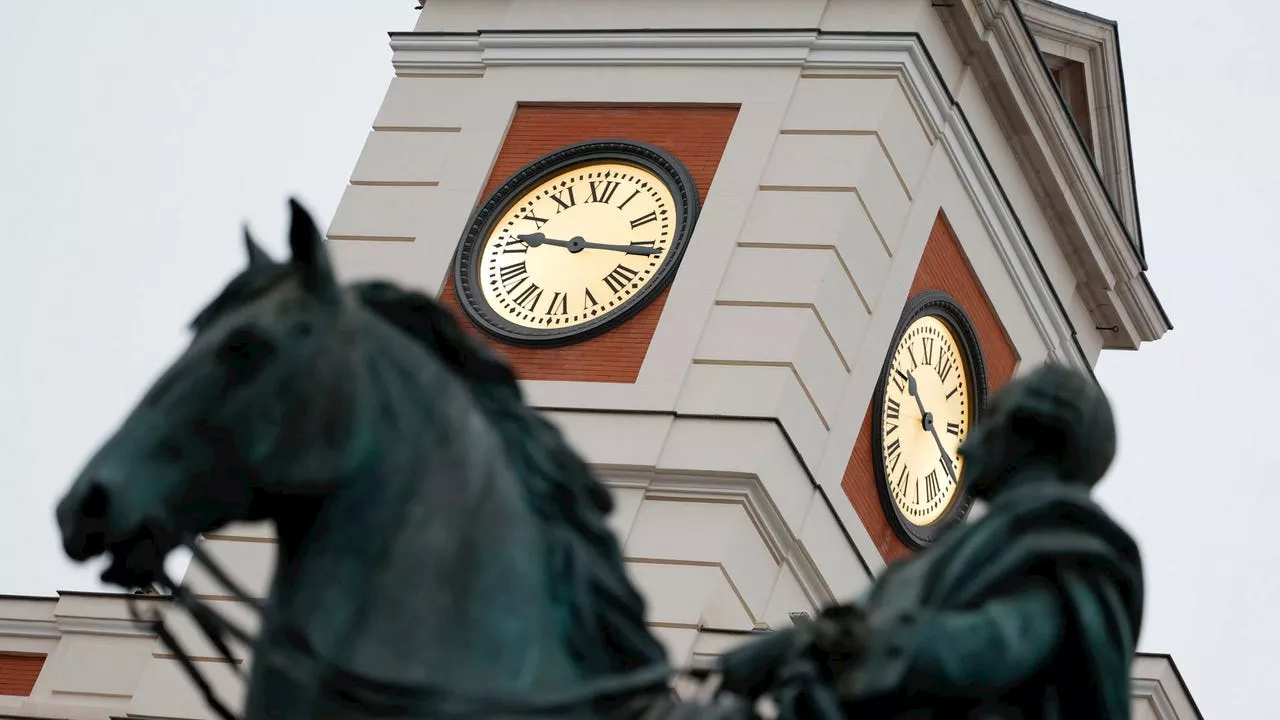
[901,579,1064,695]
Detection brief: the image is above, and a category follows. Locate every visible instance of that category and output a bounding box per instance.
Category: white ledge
[0,618,61,640]
[390,30,819,70]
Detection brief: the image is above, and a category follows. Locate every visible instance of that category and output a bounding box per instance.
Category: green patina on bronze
[718,362,1143,720]
[54,199,1144,720]
[55,200,668,719]
[837,363,1142,718]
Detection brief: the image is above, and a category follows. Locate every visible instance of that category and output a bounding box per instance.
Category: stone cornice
[1019,0,1142,250]
[389,30,817,71]
[937,1,1170,348]
[0,618,60,640]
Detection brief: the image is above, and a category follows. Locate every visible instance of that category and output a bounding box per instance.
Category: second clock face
[477,161,678,332]
[878,314,974,527]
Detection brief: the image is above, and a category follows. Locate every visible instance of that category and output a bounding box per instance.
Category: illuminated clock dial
[880,315,972,525]
[872,292,989,548]
[454,141,699,347]
[479,163,674,330]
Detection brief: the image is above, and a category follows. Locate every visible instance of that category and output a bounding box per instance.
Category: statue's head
[56,200,361,589]
[958,362,1115,500]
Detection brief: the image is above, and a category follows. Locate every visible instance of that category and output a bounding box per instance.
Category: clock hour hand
[907,372,958,483]
[516,233,659,256]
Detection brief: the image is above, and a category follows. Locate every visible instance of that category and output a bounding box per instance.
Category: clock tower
[0,3,1189,719]
[315,0,1170,669]
[305,0,1171,672]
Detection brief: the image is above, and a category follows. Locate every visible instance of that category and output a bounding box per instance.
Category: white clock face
[476,162,677,331]
[879,315,973,527]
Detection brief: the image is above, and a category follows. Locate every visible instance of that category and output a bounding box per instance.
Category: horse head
[56,199,356,589]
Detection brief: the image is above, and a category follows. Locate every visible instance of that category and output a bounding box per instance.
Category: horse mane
[350,281,667,674]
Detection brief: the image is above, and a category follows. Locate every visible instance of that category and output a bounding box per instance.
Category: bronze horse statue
[54,200,1143,720]
[55,200,692,719]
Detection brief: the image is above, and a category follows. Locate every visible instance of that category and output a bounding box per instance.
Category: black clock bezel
[870,290,990,549]
[452,139,701,348]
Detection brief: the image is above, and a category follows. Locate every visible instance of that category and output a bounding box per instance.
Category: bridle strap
[136,535,685,720]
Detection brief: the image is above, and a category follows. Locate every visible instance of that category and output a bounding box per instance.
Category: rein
[128,535,680,720]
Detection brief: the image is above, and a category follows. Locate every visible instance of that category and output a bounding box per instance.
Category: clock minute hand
[907,372,958,483]
[582,240,659,256]
[516,233,659,256]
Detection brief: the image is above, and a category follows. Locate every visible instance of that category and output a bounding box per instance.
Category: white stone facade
[1,1,1192,718]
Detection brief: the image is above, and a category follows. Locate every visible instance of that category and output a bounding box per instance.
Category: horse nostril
[83,530,107,558]
[82,482,110,520]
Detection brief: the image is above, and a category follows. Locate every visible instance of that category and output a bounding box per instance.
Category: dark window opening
[1044,53,1095,157]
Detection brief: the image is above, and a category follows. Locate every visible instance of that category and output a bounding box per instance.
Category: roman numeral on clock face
[924,469,941,502]
[549,185,577,212]
[895,465,909,497]
[545,291,569,316]
[885,438,901,465]
[587,180,620,205]
[513,283,542,311]
[519,211,549,229]
[892,369,909,393]
[603,264,639,293]
[630,211,658,229]
[938,355,954,384]
[499,261,528,291]
[946,422,961,436]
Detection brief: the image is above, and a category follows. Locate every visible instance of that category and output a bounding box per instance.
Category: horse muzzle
[56,469,176,589]
[57,478,114,562]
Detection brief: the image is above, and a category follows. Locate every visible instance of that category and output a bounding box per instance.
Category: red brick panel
[841,211,1020,564]
[439,104,741,383]
[0,653,46,696]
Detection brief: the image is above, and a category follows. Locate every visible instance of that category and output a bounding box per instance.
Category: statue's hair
[351,281,667,673]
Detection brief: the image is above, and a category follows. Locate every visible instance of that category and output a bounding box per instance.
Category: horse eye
[217,325,276,385]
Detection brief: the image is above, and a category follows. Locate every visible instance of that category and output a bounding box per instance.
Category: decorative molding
[600,470,836,610]
[0,619,60,641]
[1132,677,1182,720]
[936,2,1170,348]
[1018,0,1138,242]
[389,31,817,71]
[387,28,1112,372]
[1132,654,1205,720]
[53,615,159,639]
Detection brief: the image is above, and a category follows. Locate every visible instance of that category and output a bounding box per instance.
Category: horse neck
[261,330,583,696]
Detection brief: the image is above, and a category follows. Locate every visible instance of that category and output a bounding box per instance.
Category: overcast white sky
[0,1,1268,716]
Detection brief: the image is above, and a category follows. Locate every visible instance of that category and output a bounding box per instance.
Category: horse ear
[243,225,273,268]
[287,197,340,302]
